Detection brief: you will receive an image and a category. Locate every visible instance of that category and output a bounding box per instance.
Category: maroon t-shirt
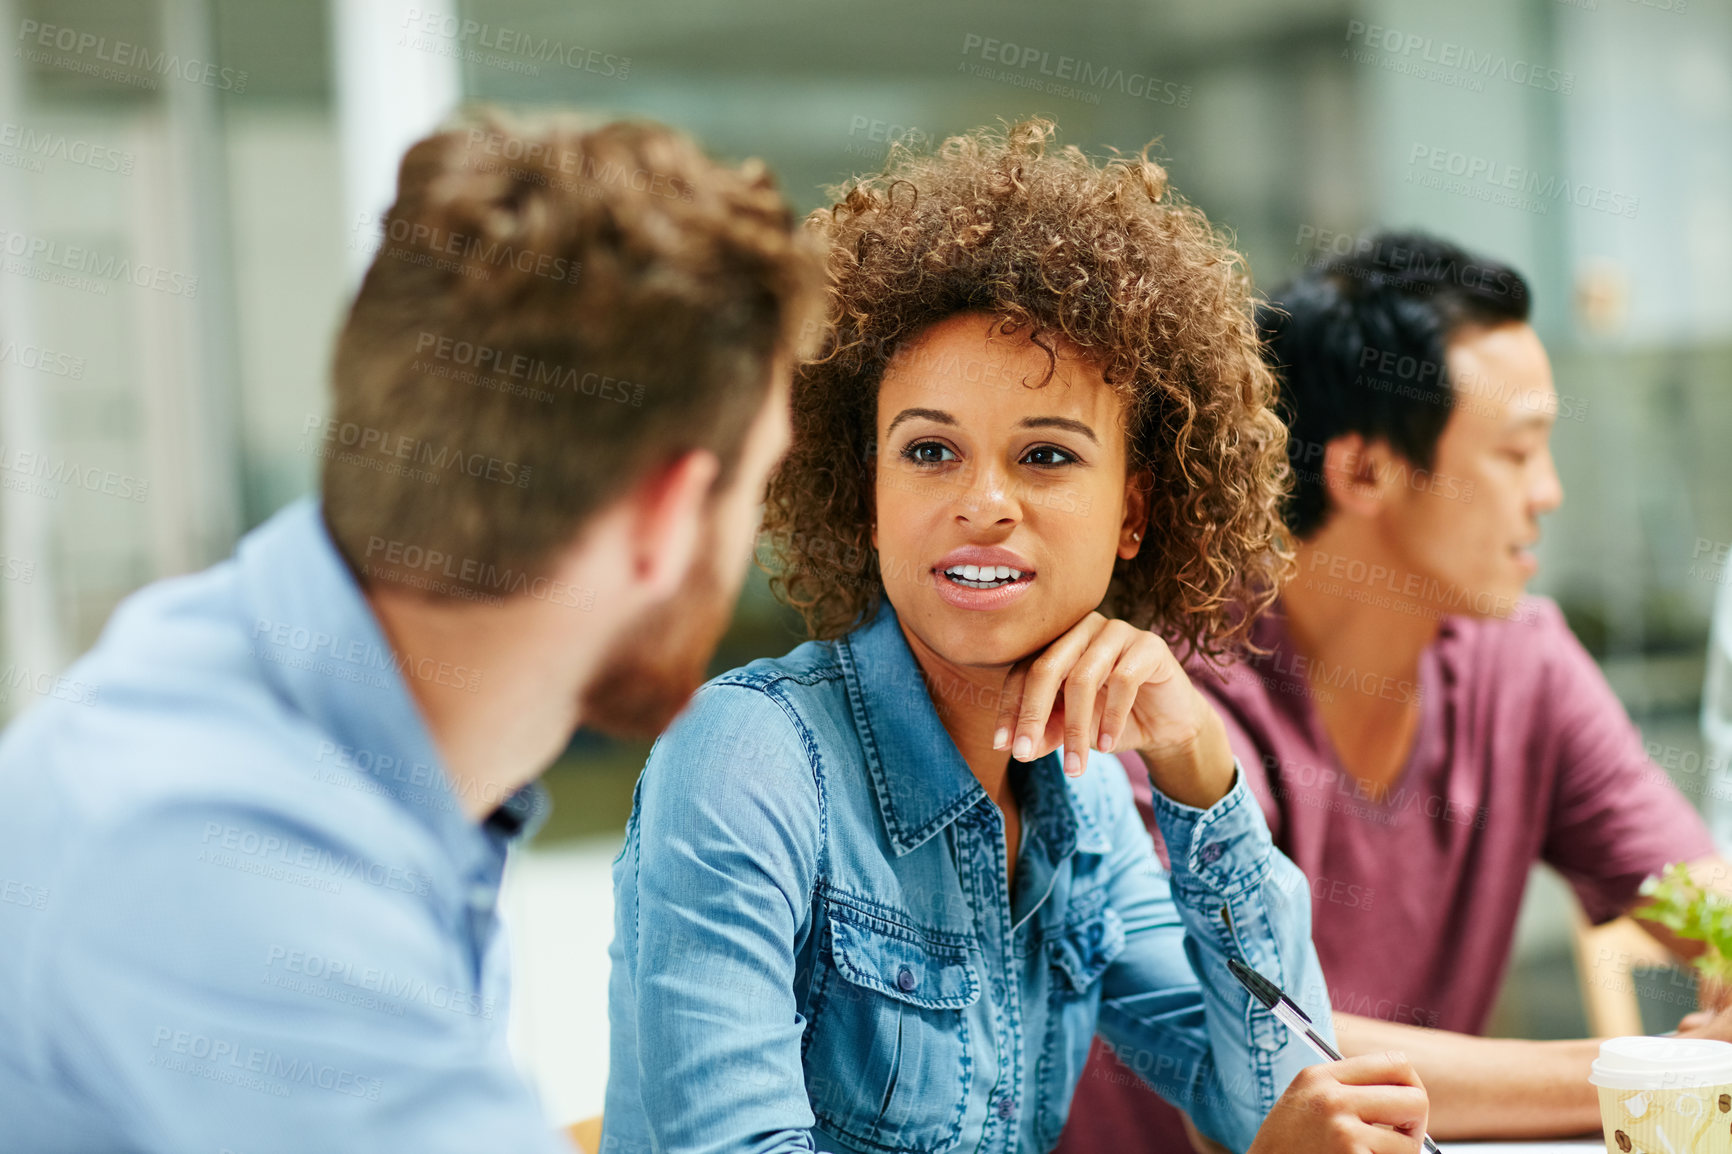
[1058,595,1715,1153]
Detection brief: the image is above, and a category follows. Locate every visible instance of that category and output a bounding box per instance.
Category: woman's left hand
[991,611,1235,809]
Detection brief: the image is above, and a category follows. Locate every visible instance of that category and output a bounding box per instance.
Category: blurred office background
[2,0,1730,1125]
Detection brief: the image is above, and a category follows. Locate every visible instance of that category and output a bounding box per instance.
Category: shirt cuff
[1148,762,1274,901]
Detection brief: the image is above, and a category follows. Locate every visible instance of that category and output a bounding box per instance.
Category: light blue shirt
[0,499,569,1154]
[604,599,1331,1154]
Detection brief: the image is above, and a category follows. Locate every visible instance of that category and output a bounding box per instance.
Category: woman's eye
[1024,445,1076,467]
[902,441,957,464]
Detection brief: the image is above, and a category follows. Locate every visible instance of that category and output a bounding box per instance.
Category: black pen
[1227,957,1443,1154]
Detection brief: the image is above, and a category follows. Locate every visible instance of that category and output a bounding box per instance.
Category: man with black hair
[1060,231,1732,1146]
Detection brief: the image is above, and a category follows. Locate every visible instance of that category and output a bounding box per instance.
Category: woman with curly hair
[602,120,1429,1154]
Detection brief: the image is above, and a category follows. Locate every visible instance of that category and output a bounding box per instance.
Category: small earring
[1132,532,1141,541]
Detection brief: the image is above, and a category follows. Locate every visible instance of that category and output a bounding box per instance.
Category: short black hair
[1261,230,1531,538]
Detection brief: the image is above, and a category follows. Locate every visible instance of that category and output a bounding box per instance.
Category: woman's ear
[1118,469,1153,560]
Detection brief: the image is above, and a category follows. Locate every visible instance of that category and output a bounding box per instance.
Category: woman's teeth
[943,564,1023,589]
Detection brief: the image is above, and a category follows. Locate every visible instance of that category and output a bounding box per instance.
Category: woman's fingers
[1334,1084,1430,1134]
[1096,632,1162,753]
[992,661,1030,752]
[1008,614,1104,762]
[995,616,1187,774]
[1331,1051,1425,1091]
[1060,625,1131,775]
[1329,1052,1429,1136]
[992,658,1064,760]
[1252,1054,1428,1154]
[1362,1126,1428,1154]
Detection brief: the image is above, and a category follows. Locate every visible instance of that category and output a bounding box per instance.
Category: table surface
[1441,1136,1600,1143]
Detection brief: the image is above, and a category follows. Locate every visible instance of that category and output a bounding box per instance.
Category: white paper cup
[1590,1036,1732,1153]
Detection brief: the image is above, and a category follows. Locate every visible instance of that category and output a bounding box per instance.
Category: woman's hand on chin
[990,612,1236,809]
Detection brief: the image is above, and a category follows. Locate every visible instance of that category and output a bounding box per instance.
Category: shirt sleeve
[603,683,822,1154]
[33,800,572,1154]
[1121,702,1285,872]
[1535,604,1717,924]
[1094,759,1330,1154]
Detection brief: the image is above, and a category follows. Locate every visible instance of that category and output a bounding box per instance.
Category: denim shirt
[604,600,1330,1154]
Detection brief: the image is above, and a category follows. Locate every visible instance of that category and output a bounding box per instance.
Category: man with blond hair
[0,112,823,1153]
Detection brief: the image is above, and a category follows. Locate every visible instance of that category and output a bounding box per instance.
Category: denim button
[897,965,918,992]
[996,1096,1015,1119]
[1198,840,1226,867]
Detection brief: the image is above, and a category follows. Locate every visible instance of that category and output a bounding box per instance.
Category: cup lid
[1590,1037,1732,1090]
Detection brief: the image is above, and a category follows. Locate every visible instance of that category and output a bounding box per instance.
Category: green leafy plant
[1634,862,1732,986]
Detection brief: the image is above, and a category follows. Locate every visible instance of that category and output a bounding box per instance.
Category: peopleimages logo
[0,442,150,502]
[0,122,134,175]
[1357,345,1589,423]
[1405,144,1639,219]
[412,332,644,407]
[198,821,433,898]
[15,20,248,92]
[1343,20,1573,94]
[397,9,629,79]
[360,536,596,611]
[958,33,1191,106]
[1291,227,1527,303]
[249,617,482,694]
[0,228,200,297]
[1249,647,1423,707]
[0,877,49,911]
[350,210,584,285]
[149,1026,381,1100]
[0,338,85,380]
[1299,549,1538,625]
[463,128,690,202]
[1689,538,1732,587]
[844,116,931,159]
[262,945,497,1020]
[300,414,535,489]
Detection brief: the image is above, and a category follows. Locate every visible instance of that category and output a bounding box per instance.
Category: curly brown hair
[758,119,1293,663]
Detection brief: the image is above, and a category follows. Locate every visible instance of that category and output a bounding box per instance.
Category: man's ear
[1321,433,1397,520]
[1117,469,1154,560]
[626,448,721,602]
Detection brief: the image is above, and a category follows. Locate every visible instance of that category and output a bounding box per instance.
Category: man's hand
[991,612,1234,808]
[1676,1002,1732,1037]
[1246,1053,1430,1154]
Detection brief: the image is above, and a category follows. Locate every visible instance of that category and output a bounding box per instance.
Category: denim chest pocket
[1034,899,1126,1150]
[803,908,980,1154]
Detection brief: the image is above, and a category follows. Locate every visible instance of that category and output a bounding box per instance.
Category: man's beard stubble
[577,540,739,740]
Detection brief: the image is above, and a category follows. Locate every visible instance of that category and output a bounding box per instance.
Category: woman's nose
[956,461,1018,524]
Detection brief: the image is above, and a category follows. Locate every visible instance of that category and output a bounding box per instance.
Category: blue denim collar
[235,498,544,878]
[838,598,1109,858]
